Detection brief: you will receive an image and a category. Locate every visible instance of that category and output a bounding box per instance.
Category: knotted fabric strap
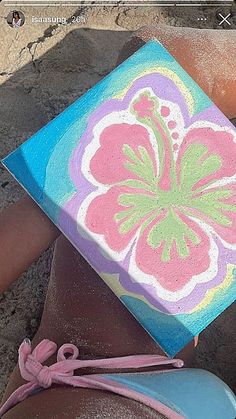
[0,339,185,419]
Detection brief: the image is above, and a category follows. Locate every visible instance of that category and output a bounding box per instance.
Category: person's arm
[0,195,60,293]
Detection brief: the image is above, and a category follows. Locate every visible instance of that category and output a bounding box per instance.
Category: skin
[117,26,236,119]
[0,26,235,418]
[13,13,20,22]
[0,195,59,294]
[1,236,195,419]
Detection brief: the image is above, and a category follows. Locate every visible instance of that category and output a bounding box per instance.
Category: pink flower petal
[177,127,236,191]
[189,183,236,246]
[90,123,157,185]
[85,186,154,253]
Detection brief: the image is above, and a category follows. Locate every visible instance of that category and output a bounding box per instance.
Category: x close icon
[218,13,231,26]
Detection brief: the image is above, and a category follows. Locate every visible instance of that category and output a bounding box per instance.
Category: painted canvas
[3,40,236,357]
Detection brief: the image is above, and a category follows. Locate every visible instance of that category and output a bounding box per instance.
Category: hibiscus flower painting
[3,40,236,356]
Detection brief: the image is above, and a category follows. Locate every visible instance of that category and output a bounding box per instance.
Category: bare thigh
[2,235,195,418]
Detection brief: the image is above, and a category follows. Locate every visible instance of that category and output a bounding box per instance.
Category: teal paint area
[121,296,194,356]
[121,284,236,356]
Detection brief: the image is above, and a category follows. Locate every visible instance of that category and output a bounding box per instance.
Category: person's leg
[2,236,195,419]
[39,236,196,361]
[117,26,236,119]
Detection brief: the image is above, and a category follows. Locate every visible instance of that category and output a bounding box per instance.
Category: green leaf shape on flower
[116,192,160,234]
[147,209,200,262]
[187,188,236,227]
[179,143,222,192]
[122,144,158,191]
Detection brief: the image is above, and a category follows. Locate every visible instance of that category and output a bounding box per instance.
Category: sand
[0,3,236,402]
